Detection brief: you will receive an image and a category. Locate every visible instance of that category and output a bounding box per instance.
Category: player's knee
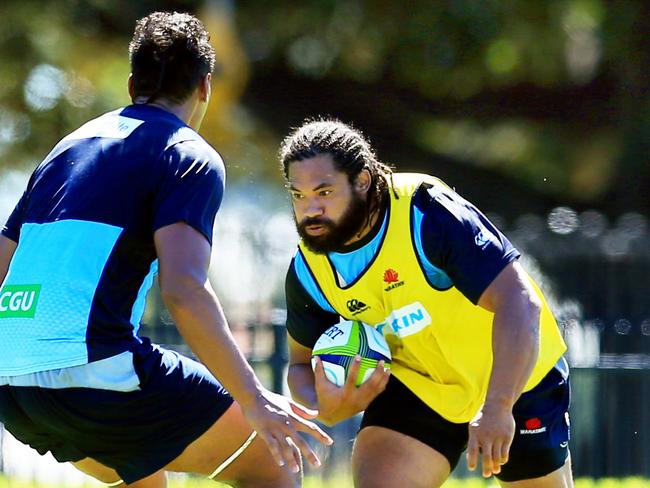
[354,467,438,488]
[71,458,122,484]
[209,440,302,488]
[218,463,300,488]
[236,469,300,488]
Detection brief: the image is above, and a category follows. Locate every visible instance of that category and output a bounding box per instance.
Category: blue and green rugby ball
[311,320,391,387]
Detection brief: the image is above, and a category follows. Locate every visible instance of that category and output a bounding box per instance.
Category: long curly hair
[279,118,395,220]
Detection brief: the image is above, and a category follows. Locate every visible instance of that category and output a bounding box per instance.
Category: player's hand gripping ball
[311,320,391,387]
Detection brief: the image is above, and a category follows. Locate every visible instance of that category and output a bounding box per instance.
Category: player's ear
[128,74,135,100]
[355,168,372,195]
[199,73,211,102]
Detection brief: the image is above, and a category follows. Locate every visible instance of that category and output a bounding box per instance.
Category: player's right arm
[285,262,389,426]
[152,144,331,471]
[155,223,332,471]
[286,337,318,409]
[288,336,389,426]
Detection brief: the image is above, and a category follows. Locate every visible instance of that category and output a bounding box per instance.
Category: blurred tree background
[1,0,649,219]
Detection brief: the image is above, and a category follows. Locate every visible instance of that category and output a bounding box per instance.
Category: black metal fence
[512,209,650,477]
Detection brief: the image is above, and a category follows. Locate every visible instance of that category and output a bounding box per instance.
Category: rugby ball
[311,320,391,387]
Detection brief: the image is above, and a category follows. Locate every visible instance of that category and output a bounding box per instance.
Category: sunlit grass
[195,477,650,488]
[1,474,649,487]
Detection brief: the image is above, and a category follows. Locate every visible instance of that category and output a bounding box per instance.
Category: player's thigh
[356,374,468,486]
[72,458,166,487]
[352,426,450,488]
[498,455,573,488]
[165,401,299,488]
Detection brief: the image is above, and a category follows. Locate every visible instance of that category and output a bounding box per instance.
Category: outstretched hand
[313,355,390,426]
[240,388,333,473]
[466,405,515,478]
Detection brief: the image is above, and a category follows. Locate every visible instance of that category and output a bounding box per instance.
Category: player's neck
[133,96,202,129]
[344,198,386,247]
[348,210,377,244]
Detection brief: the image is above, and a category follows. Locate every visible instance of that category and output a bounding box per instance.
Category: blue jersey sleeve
[1,190,29,243]
[152,140,225,245]
[285,258,340,348]
[414,183,520,304]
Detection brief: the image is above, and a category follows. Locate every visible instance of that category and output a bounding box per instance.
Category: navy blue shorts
[360,361,570,482]
[0,339,234,484]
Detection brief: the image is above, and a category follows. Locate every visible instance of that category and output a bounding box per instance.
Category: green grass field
[1,475,649,488]
[298,478,650,488]
[209,478,648,488]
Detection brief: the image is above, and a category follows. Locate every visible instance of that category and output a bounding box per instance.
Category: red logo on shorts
[525,417,542,430]
[383,268,399,283]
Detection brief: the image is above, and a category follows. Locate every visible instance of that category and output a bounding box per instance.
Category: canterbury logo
[346,299,368,314]
[474,230,491,249]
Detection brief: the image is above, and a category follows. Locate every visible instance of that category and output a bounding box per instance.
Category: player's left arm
[417,184,537,477]
[467,260,541,478]
[0,235,17,285]
[1,187,29,285]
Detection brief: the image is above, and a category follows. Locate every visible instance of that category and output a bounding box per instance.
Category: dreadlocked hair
[279,118,395,222]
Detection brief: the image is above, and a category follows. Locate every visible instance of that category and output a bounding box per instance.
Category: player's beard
[296,190,369,254]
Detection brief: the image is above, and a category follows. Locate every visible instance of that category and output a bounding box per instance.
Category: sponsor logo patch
[0,284,41,318]
[383,268,405,291]
[520,417,547,435]
[383,268,399,284]
[376,302,431,338]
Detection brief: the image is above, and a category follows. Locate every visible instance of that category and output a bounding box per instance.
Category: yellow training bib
[299,173,566,422]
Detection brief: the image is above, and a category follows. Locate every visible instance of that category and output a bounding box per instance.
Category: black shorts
[360,362,570,482]
[0,339,234,484]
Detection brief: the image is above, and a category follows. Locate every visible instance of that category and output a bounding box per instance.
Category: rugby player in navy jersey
[278,119,573,487]
[0,12,331,488]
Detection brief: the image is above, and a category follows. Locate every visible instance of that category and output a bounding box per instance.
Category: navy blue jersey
[0,104,225,375]
[285,182,520,347]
